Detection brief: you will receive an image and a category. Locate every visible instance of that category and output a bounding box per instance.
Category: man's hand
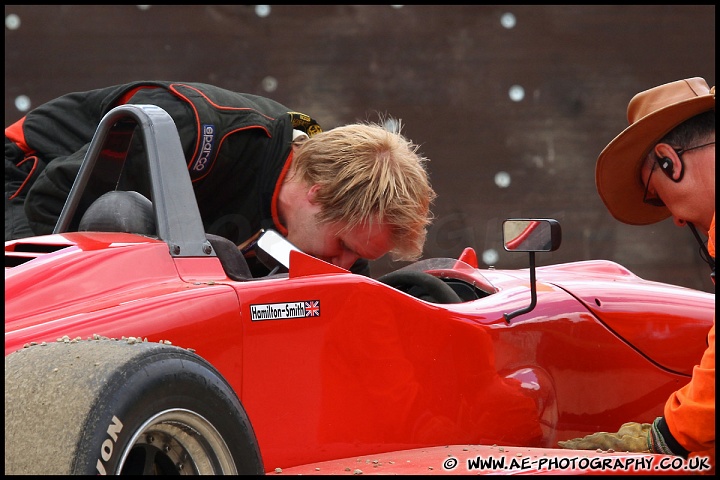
[558,422,652,452]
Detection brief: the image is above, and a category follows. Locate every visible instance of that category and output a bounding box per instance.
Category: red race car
[5,105,714,475]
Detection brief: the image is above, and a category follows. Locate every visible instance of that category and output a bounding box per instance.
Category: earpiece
[657,156,683,182]
[658,157,674,177]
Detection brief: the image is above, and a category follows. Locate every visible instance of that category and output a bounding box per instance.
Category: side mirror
[503,219,561,252]
[502,219,561,322]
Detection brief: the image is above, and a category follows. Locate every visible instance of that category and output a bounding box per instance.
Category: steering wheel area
[377,270,463,304]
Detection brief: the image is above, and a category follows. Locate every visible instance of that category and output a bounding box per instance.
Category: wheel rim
[117,409,237,474]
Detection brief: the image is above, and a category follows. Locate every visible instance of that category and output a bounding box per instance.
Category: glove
[648,416,689,457]
[558,422,652,452]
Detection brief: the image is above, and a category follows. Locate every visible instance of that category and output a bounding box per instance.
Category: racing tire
[378,270,463,304]
[5,339,264,475]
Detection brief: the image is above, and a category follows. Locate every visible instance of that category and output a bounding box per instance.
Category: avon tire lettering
[95,415,124,475]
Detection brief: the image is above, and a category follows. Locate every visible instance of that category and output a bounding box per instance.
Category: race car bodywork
[5,105,714,475]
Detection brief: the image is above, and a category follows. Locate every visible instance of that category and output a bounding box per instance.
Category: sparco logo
[192,124,215,172]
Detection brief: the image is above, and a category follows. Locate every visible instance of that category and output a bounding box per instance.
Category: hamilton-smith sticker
[250,300,320,321]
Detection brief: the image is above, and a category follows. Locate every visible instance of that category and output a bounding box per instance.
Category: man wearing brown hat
[558,77,715,466]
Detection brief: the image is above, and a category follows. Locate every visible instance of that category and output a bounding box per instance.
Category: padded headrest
[79,191,156,236]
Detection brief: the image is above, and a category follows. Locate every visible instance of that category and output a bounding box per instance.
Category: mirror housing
[503,219,561,252]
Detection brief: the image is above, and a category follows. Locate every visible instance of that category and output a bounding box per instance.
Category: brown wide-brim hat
[596,77,715,225]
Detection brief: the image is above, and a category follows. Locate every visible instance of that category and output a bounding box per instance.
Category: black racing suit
[5,81,369,275]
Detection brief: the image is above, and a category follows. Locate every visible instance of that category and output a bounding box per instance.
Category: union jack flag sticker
[304,300,320,317]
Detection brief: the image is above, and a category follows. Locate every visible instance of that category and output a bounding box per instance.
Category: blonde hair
[291,122,436,261]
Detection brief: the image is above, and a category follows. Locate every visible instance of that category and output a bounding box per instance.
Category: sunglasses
[642,141,715,207]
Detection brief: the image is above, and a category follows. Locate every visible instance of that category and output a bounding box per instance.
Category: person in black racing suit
[5,81,436,276]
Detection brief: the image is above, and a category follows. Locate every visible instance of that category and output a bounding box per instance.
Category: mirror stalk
[504,252,537,323]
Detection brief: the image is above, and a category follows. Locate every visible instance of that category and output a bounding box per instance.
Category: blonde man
[5,81,435,276]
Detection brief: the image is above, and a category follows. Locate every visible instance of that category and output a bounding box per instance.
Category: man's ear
[306,184,322,205]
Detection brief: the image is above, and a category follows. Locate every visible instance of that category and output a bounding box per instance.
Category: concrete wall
[5,5,715,291]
